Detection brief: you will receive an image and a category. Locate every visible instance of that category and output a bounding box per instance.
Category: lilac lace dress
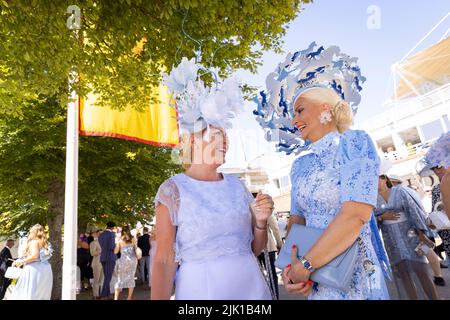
[290,130,389,300]
[154,173,271,300]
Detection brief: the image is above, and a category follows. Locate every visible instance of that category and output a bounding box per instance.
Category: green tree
[0,0,309,299]
[0,97,180,299]
[0,0,308,116]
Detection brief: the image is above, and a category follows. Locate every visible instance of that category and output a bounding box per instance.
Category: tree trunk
[46,179,65,300]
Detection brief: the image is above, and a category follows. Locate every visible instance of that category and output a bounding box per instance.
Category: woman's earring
[319,111,332,124]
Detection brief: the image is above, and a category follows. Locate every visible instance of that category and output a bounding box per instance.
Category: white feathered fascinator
[253,42,366,155]
[163,57,244,135]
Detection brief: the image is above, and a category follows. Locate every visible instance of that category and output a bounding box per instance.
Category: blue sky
[224,0,450,168]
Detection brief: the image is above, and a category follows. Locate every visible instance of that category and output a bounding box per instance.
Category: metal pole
[62,5,81,300]
[61,72,79,300]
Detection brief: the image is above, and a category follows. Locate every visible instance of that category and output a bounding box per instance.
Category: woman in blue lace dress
[10,224,53,300]
[282,87,390,300]
[376,175,439,299]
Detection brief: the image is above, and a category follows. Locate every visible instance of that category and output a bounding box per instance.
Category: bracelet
[255,223,267,231]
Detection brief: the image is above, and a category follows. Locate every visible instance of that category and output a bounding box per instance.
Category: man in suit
[98,222,117,299]
[0,239,15,300]
[137,227,151,286]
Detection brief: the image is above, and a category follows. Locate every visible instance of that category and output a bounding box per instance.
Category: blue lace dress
[10,247,53,300]
[375,186,430,266]
[154,173,271,300]
[290,130,389,300]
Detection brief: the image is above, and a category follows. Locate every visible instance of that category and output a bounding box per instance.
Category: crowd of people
[0,41,449,301]
[0,222,156,300]
[75,222,156,300]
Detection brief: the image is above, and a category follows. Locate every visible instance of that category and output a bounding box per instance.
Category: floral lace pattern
[425,131,450,168]
[376,186,429,265]
[154,174,254,263]
[290,130,389,300]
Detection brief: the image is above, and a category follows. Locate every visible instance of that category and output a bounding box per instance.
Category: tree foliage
[0,0,309,298]
[0,0,308,116]
[0,97,180,236]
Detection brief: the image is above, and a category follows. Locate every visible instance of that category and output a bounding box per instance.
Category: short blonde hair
[300,87,354,133]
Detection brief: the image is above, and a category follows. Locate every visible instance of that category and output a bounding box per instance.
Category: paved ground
[77,264,450,300]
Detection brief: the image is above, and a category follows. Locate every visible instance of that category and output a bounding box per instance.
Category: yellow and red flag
[79,85,180,147]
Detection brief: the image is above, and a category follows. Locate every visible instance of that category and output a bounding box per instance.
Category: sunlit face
[291,96,328,142]
[193,126,229,167]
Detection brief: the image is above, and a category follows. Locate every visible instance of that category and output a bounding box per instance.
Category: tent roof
[395,37,450,99]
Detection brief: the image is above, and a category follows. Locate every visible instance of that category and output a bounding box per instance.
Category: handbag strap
[260,248,277,300]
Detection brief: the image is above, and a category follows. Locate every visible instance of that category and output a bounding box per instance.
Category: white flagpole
[61,71,79,300]
[62,6,81,300]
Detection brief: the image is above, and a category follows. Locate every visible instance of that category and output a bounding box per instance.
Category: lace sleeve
[339,130,380,206]
[154,178,180,226]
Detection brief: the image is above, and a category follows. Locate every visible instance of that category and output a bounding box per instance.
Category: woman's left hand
[252,191,274,225]
[282,265,314,296]
[287,245,311,283]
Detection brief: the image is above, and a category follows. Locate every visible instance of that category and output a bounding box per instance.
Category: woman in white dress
[151,57,274,300]
[10,224,53,300]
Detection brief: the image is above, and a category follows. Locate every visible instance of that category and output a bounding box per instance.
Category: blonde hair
[300,87,354,133]
[27,224,50,255]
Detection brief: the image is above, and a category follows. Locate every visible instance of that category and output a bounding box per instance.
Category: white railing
[355,83,450,131]
[380,141,433,163]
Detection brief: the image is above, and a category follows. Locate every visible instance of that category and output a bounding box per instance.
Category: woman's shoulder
[339,129,379,162]
[156,175,181,194]
[390,185,408,199]
[159,175,179,187]
[340,129,375,149]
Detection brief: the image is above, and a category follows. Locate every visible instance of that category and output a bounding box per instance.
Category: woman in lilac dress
[151,57,274,300]
[10,224,53,300]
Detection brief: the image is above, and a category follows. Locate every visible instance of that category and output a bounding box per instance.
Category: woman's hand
[418,232,435,248]
[282,265,314,296]
[12,259,23,267]
[381,211,401,221]
[287,245,311,283]
[252,191,274,227]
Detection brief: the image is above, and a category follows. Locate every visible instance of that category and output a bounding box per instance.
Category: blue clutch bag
[275,224,359,292]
